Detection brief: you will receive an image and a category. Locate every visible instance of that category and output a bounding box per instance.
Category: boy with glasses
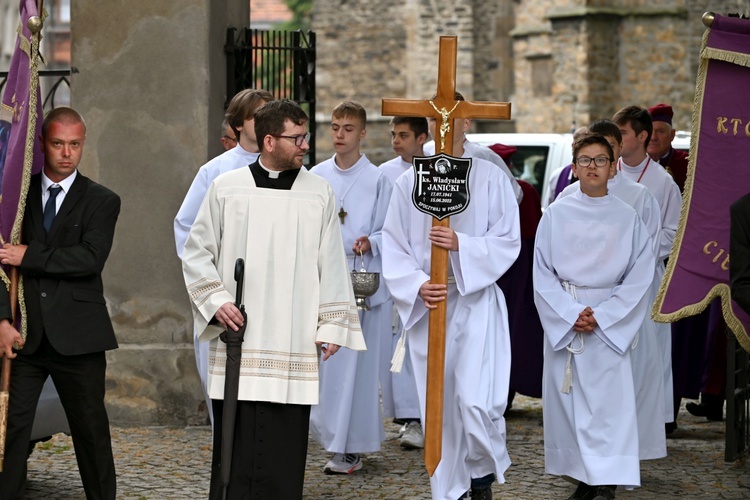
[558,120,667,462]
[534,133,655,499]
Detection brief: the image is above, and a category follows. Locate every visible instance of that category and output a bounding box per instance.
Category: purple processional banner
[0,0,45,332]
[653,14,750,351]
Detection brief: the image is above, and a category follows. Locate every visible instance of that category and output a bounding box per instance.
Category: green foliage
[277,0,312,31]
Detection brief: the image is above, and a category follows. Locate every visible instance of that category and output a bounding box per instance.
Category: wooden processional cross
[381,36,511,476]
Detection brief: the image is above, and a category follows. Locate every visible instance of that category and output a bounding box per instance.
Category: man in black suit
[731,193,750,315]
[0,107,120,499]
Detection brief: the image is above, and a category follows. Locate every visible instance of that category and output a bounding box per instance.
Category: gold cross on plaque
[381,36,511,477]
[338,206,348,224]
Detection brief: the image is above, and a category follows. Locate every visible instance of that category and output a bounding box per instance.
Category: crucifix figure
[382,36,511,477]
[338,206,348,224]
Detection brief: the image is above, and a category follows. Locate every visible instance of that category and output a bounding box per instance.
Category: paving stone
[21,397,750,499]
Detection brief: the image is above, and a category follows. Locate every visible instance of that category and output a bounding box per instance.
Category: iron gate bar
[0,69,72,112]
[226,28,316,165]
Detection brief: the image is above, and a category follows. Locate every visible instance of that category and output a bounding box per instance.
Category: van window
[507,146,551,197]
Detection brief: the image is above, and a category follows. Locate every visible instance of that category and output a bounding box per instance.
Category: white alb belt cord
[561,281,584,394]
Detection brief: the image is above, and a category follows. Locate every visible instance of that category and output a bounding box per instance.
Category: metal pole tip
[27,16,43,34]
[702,12,715,28]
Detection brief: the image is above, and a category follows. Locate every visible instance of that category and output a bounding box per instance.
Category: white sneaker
[399,421,425,449]
[323,453,363,474]
[398,422,407,437]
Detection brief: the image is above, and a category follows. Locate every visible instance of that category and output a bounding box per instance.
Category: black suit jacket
[0,172,121,356]
[731,193,750,316]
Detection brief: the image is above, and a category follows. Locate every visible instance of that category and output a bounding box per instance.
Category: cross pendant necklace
[331,159,368,224]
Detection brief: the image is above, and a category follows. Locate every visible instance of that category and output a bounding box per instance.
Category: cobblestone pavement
[24,397,750,499]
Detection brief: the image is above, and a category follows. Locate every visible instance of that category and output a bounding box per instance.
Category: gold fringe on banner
[651,27,750,352]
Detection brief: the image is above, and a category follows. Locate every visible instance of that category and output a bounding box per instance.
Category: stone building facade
[311,0,750,165]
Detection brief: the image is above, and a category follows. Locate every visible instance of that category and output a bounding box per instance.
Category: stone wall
[513,0,750,132]
[312,0,750,143]
[71,0,249,426]
[311,0,497,165]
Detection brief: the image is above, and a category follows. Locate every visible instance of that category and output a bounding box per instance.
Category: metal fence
[725,331,750,461]
[0,68,72,112]
[225,28,316,165]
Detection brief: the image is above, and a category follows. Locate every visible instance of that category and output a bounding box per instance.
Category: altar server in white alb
[382,114,520,500]
[309,101,393,474]
[378,116,431,449]
[558,120,667,461]
[534,133,656,500]
[182,99,365,499]
[613,106,682,430]
[174,88,273,424]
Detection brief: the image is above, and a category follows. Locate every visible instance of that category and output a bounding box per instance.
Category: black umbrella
[219,258,246,498]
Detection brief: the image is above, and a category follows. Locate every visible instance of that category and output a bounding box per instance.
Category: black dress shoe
[567,482,596,500]
[665,422,677,435]
[591,485,616,500]
[686,401,723,421]
[470,485,492,500]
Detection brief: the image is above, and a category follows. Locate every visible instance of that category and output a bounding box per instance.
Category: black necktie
[43,185,62,235]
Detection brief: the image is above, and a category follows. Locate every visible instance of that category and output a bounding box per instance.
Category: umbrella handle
[234,258,245,307]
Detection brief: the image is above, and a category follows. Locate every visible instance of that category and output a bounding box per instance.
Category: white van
[467,131,691,205]
[466,133,573,205]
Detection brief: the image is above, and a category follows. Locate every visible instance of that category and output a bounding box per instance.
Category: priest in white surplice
[309,102,392,474]
[174,89,273,425]
[382,125,521,500]
[182,100,365,499]
[558,120,667,461]
[534,134,655,499]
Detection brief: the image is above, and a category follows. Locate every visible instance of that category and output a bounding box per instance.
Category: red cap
[648,103,674,125]
[489,143,517,164]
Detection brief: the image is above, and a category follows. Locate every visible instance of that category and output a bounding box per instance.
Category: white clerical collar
[619,155,650,172]
[42,169,77,194]
[333,153,366,174]
[257,159,281,178]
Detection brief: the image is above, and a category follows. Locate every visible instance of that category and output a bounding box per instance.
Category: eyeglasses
[575,156,612,168]
[271,132,310,147]
[222,135,237,143]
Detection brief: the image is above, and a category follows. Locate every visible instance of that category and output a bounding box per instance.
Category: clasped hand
[574,306,597,333]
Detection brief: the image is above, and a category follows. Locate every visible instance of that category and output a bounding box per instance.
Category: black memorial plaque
[411,154,472,221]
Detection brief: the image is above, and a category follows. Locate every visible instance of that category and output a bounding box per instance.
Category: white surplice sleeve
[450,167,521,296]
[316,183,366,351]
[182,181,234,342]
[174,166,211,259]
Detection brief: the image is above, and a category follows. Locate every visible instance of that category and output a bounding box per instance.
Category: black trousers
[0,335,115,500]
[209,399,310,500]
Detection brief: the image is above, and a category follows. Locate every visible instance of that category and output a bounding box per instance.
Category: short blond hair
[332,101,366,128]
